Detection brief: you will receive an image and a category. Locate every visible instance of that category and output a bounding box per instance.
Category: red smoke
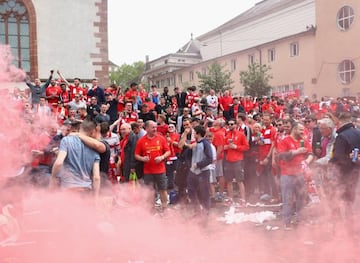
[0,44,359,262]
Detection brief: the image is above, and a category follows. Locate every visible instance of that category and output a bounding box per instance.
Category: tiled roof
[177,38,201,54]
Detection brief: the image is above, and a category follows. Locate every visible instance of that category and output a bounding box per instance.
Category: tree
[197,62,234,94]
[110,61,145,89]
[239,63,272,97]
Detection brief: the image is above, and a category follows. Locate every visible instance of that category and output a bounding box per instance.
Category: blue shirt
[58,136,100,189]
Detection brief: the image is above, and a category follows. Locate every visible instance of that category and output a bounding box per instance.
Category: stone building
[143,0,359,98]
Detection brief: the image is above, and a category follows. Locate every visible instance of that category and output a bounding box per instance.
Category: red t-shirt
[139,90,148,102]
[277,136,312,175]
[211,127,225,160]
[69,85,87,100]
[167,132,181,159]
[143,101,156,111]
[233,104,240,118]
[124,111,138,124]
[125,90,138,103]
[274,131,287,149]
[60,90,70,104]
[135,134,170,174]
[220,96,233,111]
[224,130,249,162]
[262,102,271,113]
[46,85,61,107]
[242,99,254,113]
[185,92,198,108]
[105,87,117,97]
[157,124,168,136]
[310,102,319,112]
[117,95,125,113]
[259,125,276,159]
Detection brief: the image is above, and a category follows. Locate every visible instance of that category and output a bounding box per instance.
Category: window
[248,54,255,65]
[178,74,182,83]
[201,68,206,75]
[268,48,275,62]
[170,77,174,86]
[0,0,30,72]
[189,71,194,81]
[290,42,299,57]
[230,59,236,72]
[338,59,355,84]
[337,6,355,31]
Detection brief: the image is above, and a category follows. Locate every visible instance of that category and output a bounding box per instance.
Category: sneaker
[155,198,161,207]
[215,192,224,202]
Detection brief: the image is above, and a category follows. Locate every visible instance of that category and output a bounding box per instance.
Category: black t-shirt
[138,111,156,122]
[99,140,110,175]
[87,104,100,118]
[106,99,119,124]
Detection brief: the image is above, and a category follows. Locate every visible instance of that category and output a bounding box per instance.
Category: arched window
[338,59,355,84]
[337,6,355,31]
[0,0,30,72]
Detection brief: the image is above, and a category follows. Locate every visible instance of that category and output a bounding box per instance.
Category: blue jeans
[187,170,211,211]
[280,174,306,225]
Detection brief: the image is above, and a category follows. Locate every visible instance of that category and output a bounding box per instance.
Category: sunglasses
[228,123,235,126]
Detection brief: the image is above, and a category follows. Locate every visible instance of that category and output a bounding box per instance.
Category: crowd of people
[8,70,360,230]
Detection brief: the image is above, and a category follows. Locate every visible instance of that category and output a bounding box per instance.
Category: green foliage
[239,63,272,97]
[109,61,145,89]
[197,62,234,94]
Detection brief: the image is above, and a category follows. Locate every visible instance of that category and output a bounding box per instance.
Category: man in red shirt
[57,70,87,101]
[125,82,138,104]
[185,86,198,109]
[242,96,254,114]
[46,79,61,111]
[258,113,277,197]
[69,78,87,101]
[277,122,313,229]
[219,90,233,121]
[165,124,180,190]
[138,83,148,103]
[210,119,226,201]
[156,114,168,136]
[123,102,138,124]
[135,120,171,209]
[223,119,249,206]
[118,123,137,182]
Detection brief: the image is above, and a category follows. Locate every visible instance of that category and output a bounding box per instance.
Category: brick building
[0,0,109,86]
